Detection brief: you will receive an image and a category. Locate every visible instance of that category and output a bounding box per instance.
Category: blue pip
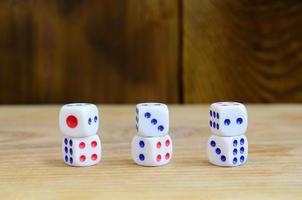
[207,102,248,167]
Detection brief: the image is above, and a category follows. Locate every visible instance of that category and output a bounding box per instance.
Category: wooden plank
[30,0,180,103]
[0,1,34,103]
[183,0,302,103]
[0,105,301,199]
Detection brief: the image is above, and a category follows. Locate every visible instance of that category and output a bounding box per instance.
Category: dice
[136,103,169,137]
[207,135,248,166]
[62,134,101,167]
[59,103,102,167]
[207,102,249,167]
[131,134,172,166]
[59,103,99,137]
[209,102,248,137]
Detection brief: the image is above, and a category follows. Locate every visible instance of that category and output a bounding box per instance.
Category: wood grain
[0,0,180,104]
[1,1,302,104]
[0,1,33,103]
[0,105,301,199]
[183,0,302,103]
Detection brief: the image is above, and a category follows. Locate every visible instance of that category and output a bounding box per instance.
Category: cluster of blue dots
[209,121,220,130]
[209,110,220,119]
[221,118,243,126]
[232,138,246,164]
[209,110,220,130]
[135,104,165,133]
[144,112,164,132]
[88,115,98,125]
[138,140,145,161]
[64,138,74,164]
[210,138,246,165]
[209,111,244,129]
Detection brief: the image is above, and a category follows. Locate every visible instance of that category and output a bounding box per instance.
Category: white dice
[209,102,248,137]
[207,102,249,167]
[131,134,172,166]
[59,103,102,167]
[136,103,169,137]
[59,103,99,138]
[62,134,101,167]
[207,135,248,167]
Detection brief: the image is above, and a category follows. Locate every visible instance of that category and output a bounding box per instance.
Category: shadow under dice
[131,135,172,166]
[207,135,248,167]
[63,135,101,167]
[136,103,169,137]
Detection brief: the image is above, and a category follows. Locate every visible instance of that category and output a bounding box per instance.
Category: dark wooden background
[0,0,301,104]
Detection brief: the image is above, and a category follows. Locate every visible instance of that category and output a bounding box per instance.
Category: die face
[131,135,172,166]
[62,135,101,167]
[59,103,99,137]
[207,135,248,167]
[209,102,248,137]
[136,103,169,137]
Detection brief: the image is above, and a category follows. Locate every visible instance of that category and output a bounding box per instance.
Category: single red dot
[156,154,162,162]
[165,153,170,160]
[80,155,86,162]
[66,115,78,128]
[165,139,170,147]
[79,142,86,149]
[156,141,162,149]
[91,141,97,148]
[91,154,98,161]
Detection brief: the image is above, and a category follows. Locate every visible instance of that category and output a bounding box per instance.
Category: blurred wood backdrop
[0,0,301,104]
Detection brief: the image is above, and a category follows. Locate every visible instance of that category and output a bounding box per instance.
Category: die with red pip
[59,103,102,167]
[132,103,173,167]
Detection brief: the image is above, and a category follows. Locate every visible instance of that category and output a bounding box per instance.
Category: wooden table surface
[0,105,301,199]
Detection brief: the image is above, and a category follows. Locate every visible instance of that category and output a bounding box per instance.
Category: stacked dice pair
[59,103,102,167]
[207,102,248,167]
[131,103,173,166]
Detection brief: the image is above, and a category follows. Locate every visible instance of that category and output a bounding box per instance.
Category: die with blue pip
[59,103,102,167]
[131,103,173,166]
[207,102,248,167]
